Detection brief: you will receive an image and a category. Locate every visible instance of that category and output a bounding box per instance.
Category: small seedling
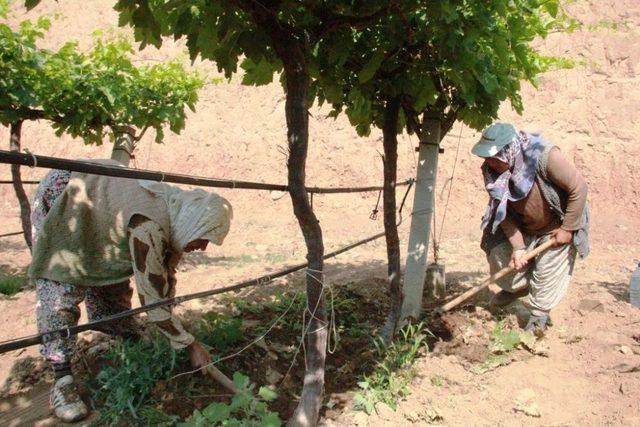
[489,321,522,353]
[430,375,444,387]
[180,372,281,426]
[472,320,533,374]
[353,322,429,414]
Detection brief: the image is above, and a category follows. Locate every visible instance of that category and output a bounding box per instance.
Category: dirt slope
[0,0,639,246]
[0,1,639,426]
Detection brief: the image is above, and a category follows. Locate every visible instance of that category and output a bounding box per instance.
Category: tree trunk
[283,54,327,427]
[380,98,402,341]
[10,121,32,250]
[110,126,136,166]
[231,3,326,423]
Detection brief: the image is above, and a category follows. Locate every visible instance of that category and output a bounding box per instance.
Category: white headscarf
[138,180,233,252]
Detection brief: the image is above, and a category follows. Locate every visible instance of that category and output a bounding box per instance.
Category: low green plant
[587,20,629,31]
[472,320,535,374]
[254,292,307,334]
[91,333,184,425]
[330,289,373,339]
[230,254,258,267]
[180,372,281,427]
[353,322,429,414]
[138,406,181,426]
[250,289,373,340]
[265,292,306,316]
[230,297,264,315]
[0,276,24,296]
[489,321,522,353]
[540,55,582,71]
[430,375,444,387]
[195,313,244,352]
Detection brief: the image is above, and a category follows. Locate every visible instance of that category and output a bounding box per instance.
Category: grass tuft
[0,276,25,296]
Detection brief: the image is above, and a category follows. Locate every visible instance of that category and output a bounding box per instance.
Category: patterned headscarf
[480,132,544,233]
[138,180,233,252]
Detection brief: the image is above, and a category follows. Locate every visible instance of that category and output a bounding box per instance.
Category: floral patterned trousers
[32,170,137,365]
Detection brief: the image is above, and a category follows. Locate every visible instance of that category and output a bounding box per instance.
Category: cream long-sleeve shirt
[127,215,194,349]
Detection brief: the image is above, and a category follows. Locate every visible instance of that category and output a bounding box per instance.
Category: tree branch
[2,108,50,122]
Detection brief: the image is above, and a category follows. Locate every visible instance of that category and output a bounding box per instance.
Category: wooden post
[400,114,441,322]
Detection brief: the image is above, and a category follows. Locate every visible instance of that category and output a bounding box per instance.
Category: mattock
[434,238,557,315]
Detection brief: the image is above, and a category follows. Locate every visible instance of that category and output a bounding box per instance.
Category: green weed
[138,406,181,426]
[488,321,522,353]
[0,276,24,296]
[251,289,374,341]
[217,252,289,267]
[540,55,583,71]
[181,372,281,427]
[264,292,306,316]
[90,333,185,425]
[353,322,429,414]
[587,20,629,31]
[471,320,535,374]
[232,254,258,266]
[264,252,288,264]
[253,292,307,335]
[430,375,444,387]
[195,313,244,353]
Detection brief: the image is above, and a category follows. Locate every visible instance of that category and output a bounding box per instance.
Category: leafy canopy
[312,0,575,136]
[1,1,204,144]
[113,0,283,83]
[0,8,50,123]
[110,0,572,139]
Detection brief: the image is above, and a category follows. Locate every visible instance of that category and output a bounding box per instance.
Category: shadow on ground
[0,262,498,425]
[0,239,28,252]
[595,280,629,303]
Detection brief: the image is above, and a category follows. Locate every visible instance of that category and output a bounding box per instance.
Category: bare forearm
[500,215,526,250]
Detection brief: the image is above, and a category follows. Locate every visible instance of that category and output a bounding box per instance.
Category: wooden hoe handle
[206,365,239,394]
[438,238,557,313]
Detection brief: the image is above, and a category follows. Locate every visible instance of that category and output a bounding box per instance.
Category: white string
[306,268,338,354]
[279,267,338,387]
[168,288,303,381]
[23,148,37,168]
[279,280,327,384]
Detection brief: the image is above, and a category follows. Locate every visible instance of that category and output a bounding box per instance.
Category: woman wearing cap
[28,162,232,422]
[471,123,589,332]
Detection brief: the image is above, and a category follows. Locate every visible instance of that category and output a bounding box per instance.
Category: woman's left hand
[551,228,573,246]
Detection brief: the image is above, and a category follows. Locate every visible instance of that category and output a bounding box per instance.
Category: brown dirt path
[0,235,638,426]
